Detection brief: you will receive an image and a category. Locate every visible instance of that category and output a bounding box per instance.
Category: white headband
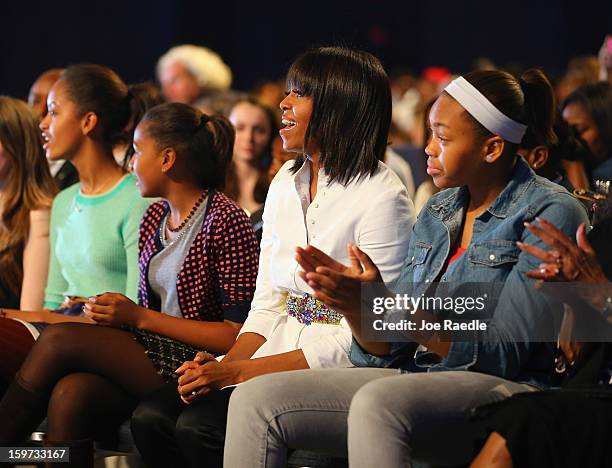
[444,76,527,144]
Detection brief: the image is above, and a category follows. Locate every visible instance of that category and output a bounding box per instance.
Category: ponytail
[119,91,136,167]
[141,102,235,190]
[196,114,234,190]
[461,69,556,149]
[519,69,557,148]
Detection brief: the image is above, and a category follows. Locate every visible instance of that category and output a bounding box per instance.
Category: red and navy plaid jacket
[137,190,259,322]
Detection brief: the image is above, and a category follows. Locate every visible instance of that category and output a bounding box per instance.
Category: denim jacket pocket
[394,241,433,294]
[468,240,520,267]
[406,242,433,285]
[412,242,432,265]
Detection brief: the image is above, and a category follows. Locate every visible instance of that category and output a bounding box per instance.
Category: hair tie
[200,114,210,128]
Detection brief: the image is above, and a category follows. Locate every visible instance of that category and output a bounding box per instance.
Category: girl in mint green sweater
[0,65,151,385]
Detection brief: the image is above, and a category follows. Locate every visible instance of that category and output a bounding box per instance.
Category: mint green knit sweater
[44,174,151,309]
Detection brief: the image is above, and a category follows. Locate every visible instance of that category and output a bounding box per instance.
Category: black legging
[0,322,165,443]
[131,381,235,468]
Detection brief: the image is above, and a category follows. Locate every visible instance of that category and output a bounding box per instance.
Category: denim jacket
[351,157,589,388]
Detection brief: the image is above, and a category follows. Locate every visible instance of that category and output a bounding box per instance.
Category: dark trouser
[0,304,88,396]
[131,381,235,468]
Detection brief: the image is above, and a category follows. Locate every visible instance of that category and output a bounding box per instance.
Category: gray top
[148,199,208,317]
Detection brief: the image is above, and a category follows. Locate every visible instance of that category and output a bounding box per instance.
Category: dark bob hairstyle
[287,46,392,185]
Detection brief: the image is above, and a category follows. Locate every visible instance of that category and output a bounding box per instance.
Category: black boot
[0,375,48,445]
[44,437,93,468]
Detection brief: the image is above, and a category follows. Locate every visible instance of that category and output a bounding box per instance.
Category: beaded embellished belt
[286,292,343,326]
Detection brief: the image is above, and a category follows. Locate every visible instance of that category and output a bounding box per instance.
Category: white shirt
[238,158,416,368]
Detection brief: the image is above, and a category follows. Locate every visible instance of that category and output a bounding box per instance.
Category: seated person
[0,64,151,391]
[225,96,277,241]
[520,112,591,193]
[27,68,79,191]
[562,82,612,187]
[0,97,57,393]
[0,97,56,311]
[472,216,612,468]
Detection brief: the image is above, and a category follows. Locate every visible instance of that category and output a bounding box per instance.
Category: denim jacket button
[489,254,496,261]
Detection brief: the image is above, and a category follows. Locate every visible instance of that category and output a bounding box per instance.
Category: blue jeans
[224,368,537,468]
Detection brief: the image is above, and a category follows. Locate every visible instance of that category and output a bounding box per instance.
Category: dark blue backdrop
[1,0,610,98]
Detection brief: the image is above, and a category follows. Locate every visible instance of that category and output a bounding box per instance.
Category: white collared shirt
[239,158,416,368]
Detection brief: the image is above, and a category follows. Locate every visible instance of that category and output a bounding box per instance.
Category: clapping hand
[519,218,607,285]
[295,242,385,316]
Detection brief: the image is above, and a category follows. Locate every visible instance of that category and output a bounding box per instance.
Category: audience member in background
[519,113,590,192]
[556,55,600,103]
[223,69,589,468]
[130,46,415,468]
[562,81,612,187]
[225,97,276,241]
[0,97,56,311]
[112,81,164,166]
[0,64,151,395]
[387,120,412,146]
[389,68,417,103]
[390,69,420,143]
[418,66,452,103]
[0,103,259,467]
[473,56,497,72]
[28,68,79,190]
[390,97,439,214]
[156,44,232,106]
[267,136,295,183]
[471,216,612,468]
[384,147,415,198]
[391,99,430,204]
[251,80,285,122]
[598,34,612,83]
[27,69,63,120]
[193,90,241,117]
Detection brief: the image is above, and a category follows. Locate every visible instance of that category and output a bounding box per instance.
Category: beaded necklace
[160,195,208,247]
[166,192,207,233]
